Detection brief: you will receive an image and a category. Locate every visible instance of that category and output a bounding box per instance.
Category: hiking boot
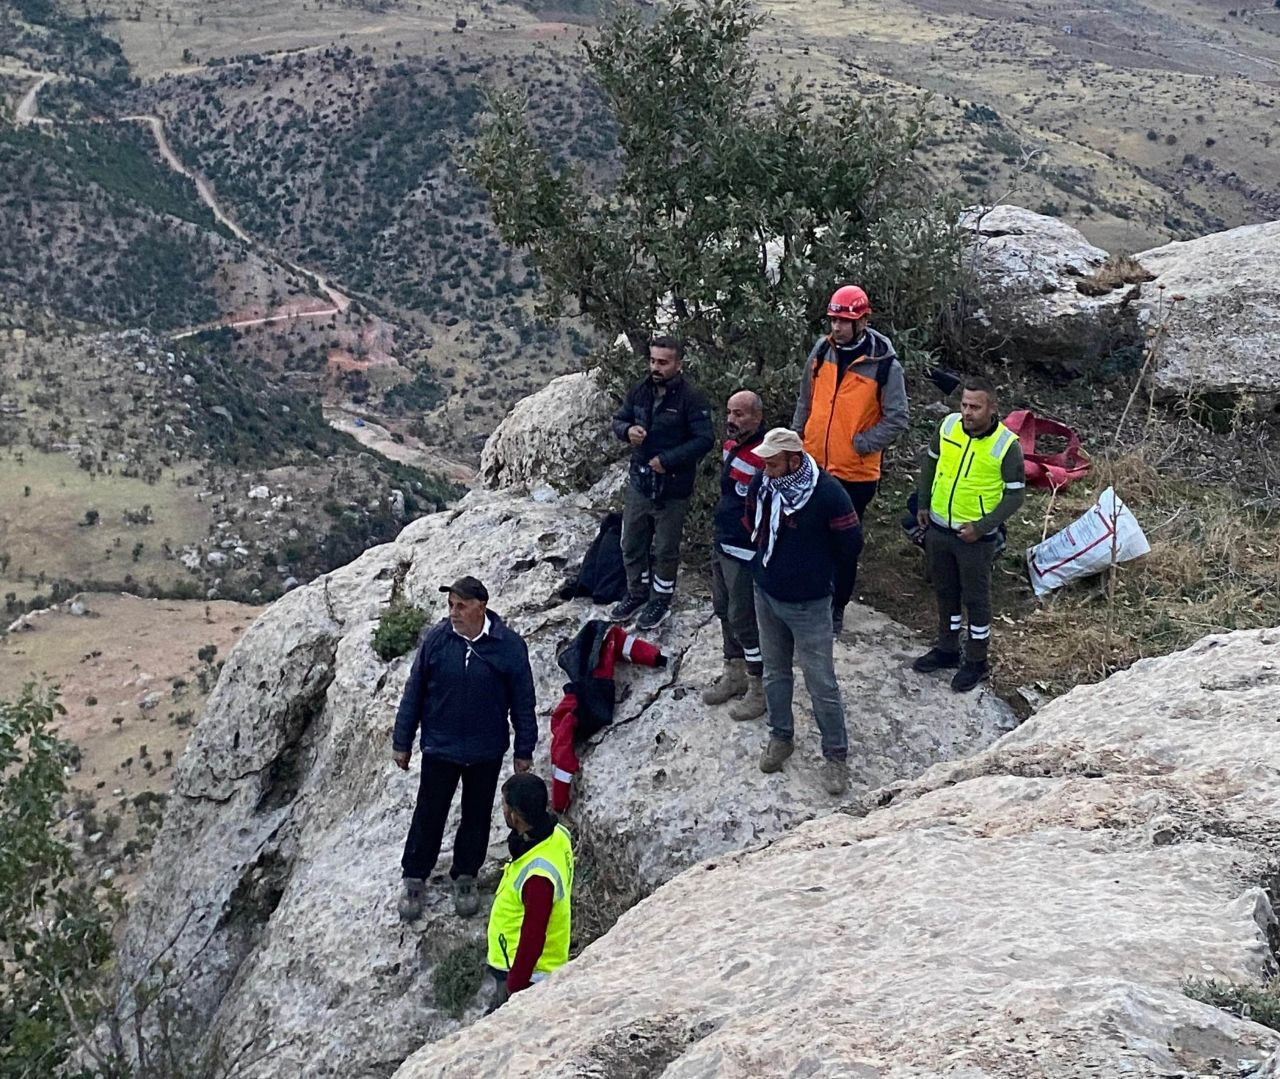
[728,675,766,722]
[702,659,747,706]
[635,595,671,631]
[397,877,425,922]
[912,648,961,674]
[951,661,988,694]
[609,593,647,622]
[453,875,479,918]
[820,757,849,797]
[758,737,794,774]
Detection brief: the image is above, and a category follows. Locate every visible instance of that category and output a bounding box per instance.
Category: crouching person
[485,773,575,1011]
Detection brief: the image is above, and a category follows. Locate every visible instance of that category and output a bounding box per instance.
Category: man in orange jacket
[792,284,908,634]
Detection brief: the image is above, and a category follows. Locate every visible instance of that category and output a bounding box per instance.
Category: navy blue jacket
[610,374,715,502]
[745,470,863,603]
[392,612,537,764]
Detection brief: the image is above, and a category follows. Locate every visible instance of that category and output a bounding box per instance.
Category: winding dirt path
[119,112,351,317]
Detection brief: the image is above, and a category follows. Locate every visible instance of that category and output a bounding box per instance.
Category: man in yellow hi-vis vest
[912,376,1025,693]
[485,773,574,1011]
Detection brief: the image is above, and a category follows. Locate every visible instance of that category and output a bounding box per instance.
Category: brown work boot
[702,659,747,706]
[758,737,794,774]
[819,758,849,797]
[728,675,766,721]
[452,875,479,918]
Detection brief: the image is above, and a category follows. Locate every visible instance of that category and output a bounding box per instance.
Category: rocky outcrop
[962,204,1144,372]
[122,382,1014,1075]
[479,369,624,493]
[400,626,1280,1078]
[1136,220,1280,403]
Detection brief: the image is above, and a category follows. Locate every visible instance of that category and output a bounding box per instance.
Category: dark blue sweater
[392,612,538,764]
[745,470,863,603]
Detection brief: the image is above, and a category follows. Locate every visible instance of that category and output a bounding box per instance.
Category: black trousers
[401,755,503,881]
[833,479,879,612]
[926,525,999,662]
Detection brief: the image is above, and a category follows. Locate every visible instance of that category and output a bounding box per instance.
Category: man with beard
[609,336,715,630]
[702,389,767,721]
[485,772,574,1010]
[912,377,1025,693]
[745,428,863,796]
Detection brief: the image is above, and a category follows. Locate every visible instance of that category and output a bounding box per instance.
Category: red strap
[1003,410,1090,490]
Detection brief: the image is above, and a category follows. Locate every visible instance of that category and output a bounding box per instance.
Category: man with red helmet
[792,284,908,633]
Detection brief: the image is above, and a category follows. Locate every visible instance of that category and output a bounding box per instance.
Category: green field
[0,448,209,608]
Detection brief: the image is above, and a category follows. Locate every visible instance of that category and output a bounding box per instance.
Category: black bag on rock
[558,512,628,605]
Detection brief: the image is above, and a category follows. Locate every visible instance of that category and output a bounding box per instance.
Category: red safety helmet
[827,285,871,321]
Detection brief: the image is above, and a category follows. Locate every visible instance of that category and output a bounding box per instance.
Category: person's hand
[627,425,647,446]
[916,508,929,530]
[648,456,666,474]
[513,758,533,774]
[958,523,979,543]
[393,750,410,770]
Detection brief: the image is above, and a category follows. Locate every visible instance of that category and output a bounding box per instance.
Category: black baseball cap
[439,576,489,601]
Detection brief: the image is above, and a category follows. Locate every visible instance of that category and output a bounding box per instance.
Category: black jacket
[392,611,537,764]
[610,374,715,502]
[745,471,864,603]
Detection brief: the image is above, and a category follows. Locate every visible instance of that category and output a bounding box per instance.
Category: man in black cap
[392,576,538,921]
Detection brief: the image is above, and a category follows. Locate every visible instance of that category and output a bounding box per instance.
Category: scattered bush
[1184,978,1280,1032]
[431,939,486,1018]
[371,602,429,661]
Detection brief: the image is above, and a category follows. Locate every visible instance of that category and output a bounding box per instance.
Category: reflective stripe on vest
[801,339,884,483]
[929,414,1016,530]
[486,823,575,978]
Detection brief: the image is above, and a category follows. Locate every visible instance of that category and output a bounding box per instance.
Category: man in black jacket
[392,576,537,921]
[745,429,863,796]
[609,336,715,630]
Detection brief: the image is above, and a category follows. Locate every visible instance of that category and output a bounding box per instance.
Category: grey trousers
[621,485,690,599]
[710,548,762,675]
[926,526,999,662]
[754,585,848,761]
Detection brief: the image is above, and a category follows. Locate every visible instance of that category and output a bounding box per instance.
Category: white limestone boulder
[399,626,1280,1078]
[1137,220,1280,404]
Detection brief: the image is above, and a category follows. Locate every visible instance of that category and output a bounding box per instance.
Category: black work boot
[951,660,989,693]
[912,648,961,674]
[609,593,646,622]
[635,594,671,631]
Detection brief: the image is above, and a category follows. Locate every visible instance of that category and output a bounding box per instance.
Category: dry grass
[1075,253,1156,297]
[1001,448,1280,694]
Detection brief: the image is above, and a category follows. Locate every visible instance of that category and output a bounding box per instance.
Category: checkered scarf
[752,452,818,566]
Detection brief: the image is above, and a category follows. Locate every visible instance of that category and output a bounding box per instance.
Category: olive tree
[469,0,962,417]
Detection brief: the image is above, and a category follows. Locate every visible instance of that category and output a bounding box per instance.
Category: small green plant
[431,939,486,1018]
[371,602,429,662]
[1183,978,1280,1032]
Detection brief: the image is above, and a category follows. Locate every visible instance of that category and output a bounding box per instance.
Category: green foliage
[0,684,116,1078]
[469,0,962,422]
[1183,978,1280,1032]
[431,939,486,1018]
[371,602,429,661]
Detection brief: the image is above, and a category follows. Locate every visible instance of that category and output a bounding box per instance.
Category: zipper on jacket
[945,434,972,527]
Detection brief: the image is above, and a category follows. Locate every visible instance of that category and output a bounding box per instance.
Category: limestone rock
[1137,220,1280,402]
[478,370,624,494]
[962,204,1142,372]
[121,485,1013,1077]
[400,627,1280,1078]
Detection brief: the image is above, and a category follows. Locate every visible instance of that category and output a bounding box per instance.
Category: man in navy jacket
[392,576,537,921]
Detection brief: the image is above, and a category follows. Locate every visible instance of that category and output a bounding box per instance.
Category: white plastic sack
[1026,486,1150,596]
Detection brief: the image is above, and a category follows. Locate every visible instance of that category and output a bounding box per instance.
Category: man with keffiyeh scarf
[744,428,863,796]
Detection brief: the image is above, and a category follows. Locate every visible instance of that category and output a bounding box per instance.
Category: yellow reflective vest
[929,413,1018,531]
[486,823,574,980]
